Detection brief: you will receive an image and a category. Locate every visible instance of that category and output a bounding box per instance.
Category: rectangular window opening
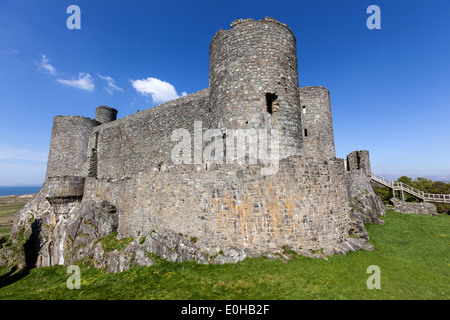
[265,93,278,114]
[302,105,307,114]
[304,128,308,137]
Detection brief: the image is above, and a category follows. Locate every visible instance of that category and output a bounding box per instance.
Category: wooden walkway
[371,173,450,203]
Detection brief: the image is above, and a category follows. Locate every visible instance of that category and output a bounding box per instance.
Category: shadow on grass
[0,265,29,289]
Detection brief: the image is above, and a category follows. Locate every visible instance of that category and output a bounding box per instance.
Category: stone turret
[208,17,303,159]
[300,86,336,159]
[95,105,118,124]
[45,115,99,204]
[46,116,99,179]
[346,150,371,177]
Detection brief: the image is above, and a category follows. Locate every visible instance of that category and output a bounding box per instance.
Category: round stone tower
[45,115,99,200]
[46,116,99,179]
[95,105,118,124]
[299,86,336,159]
[209,17,303,159]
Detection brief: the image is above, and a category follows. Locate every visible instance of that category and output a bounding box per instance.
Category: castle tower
[346,150,371,177]
[208,17,303,159]
[45,116,99,199]
[299,86,336,159]
[95,105,118,124]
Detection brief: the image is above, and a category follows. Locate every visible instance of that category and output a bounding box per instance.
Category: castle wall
[300,86,335,159]
[85,89,210,180]
[391,198,437,215]
[46,116,99,179]
[83,157,350,253]
[209,18,303,159]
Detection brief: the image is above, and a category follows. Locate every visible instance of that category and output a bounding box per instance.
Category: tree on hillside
[397,176,412,185]
[430,181,450,194]
[371,182,391,204]
[410,177,434,192]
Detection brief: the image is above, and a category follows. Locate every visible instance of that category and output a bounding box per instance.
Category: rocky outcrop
[345,171,386,241]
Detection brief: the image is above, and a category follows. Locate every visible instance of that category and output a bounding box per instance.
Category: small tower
[300,86,336,159]
[208,17,303,159]
[346,150,371,177]
[95,105,118,124]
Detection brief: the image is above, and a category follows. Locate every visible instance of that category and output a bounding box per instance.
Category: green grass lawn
[0,210,448,300]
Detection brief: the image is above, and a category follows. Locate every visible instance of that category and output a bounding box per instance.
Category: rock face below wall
[391,198,438,215]
[345,171,386,241]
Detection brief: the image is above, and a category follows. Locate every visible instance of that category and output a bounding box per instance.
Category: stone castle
[4,18,385,271]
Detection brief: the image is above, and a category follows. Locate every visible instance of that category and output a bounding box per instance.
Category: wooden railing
[371,173,394,188]
[371,173,450,203]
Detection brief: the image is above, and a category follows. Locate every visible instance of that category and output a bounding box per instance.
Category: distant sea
[0,186,41,196]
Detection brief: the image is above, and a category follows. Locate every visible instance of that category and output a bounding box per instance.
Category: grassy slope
[0,210,448,300]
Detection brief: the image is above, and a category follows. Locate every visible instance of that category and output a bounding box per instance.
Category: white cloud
[130,77,185,104]
[57,72,95,92]
[38,54,57,75]
[0,48,19,55]
[99,75,123,94]
[37,54,96,92]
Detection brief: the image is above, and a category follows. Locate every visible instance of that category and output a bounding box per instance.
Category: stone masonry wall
[391,198,437,215]
[84,89,210,180]
[83,156,350,254]
[46,176,85,199]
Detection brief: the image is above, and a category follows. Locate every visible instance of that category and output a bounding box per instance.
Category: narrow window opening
[302,105,307,114]
[265,93,278,114]
[355,151,360,170]
[304,128,308,137]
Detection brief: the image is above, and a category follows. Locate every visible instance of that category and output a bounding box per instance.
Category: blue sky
[0,0,449,186]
